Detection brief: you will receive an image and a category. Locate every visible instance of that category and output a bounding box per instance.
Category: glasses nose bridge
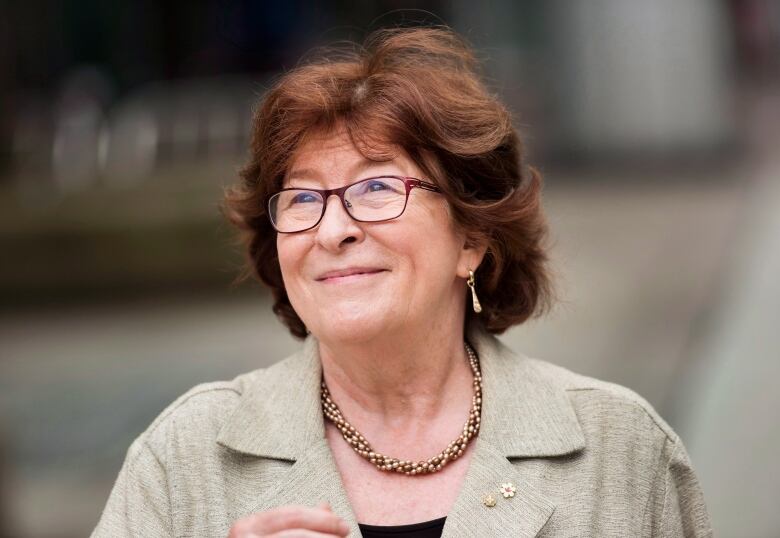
[320,186,354,223]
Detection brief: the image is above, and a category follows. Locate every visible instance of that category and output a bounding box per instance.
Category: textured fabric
[359,515,446,537]
[91,323,712,537]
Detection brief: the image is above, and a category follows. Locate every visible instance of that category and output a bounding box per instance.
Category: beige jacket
[92,324,712,537]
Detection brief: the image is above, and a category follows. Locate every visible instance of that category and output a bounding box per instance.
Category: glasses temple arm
[410,179,441,192]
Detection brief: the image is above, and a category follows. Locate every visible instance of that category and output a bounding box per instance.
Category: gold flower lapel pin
[482,493,497,507]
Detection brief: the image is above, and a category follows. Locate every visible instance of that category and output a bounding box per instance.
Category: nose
[314,194,365,251]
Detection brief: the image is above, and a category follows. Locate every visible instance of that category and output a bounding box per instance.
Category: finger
[254,506,349,535]
[272,528,352,538]
[317,501,332,511]
[226,517,260,538]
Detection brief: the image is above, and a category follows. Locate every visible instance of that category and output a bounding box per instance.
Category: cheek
[409,206,463,262]
[398,226,463,288]
[276,236,306,289]
[276,238,290,272]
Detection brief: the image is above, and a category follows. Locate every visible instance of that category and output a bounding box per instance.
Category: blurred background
[1,1,778,536]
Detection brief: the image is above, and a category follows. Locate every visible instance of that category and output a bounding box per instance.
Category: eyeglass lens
[270,176,409,232]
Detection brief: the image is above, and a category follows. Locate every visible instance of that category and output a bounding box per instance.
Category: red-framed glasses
[267,175,441,233]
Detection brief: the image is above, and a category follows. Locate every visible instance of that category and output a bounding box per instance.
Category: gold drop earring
[467,269,482,313]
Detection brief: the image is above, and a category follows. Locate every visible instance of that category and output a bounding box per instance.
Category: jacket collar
[217,323,585,537]
[216,322,585,461]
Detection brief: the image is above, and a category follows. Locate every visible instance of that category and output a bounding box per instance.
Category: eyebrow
[287,158,401,182]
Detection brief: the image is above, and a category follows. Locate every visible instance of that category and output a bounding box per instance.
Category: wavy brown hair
[222,26,553,339]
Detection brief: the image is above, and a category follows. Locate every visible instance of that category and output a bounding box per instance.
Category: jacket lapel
[442,438,555,537]
[216,337,362,534]
[440,324,585,537]
[248,440,362,536]
[216,336,325,460]
[466,323,585,459]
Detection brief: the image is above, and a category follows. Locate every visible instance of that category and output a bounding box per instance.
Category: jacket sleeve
[656,437,713,537]
[91,437,173,538]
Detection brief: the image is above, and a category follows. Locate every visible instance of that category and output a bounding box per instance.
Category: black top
[358,516,446,538]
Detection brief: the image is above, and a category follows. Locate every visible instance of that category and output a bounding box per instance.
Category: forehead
[291,131,369,165]
[285,127,416,183]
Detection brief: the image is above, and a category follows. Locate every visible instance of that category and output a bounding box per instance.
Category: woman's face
[276,128,484,345]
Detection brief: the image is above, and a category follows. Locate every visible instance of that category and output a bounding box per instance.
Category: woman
[92,27,712,537]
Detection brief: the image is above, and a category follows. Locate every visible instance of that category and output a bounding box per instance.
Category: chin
[307,303,395,345]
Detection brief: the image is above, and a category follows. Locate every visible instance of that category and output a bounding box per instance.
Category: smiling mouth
[316,269,387,282]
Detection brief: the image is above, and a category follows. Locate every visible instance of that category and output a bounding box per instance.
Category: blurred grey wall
[548,0,733,155]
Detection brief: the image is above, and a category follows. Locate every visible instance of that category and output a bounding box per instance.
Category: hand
[227,501,351,537]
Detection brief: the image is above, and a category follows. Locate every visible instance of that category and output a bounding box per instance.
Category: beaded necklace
[320,342,482,475]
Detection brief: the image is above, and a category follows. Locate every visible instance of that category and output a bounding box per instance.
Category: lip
[315,267,387,282]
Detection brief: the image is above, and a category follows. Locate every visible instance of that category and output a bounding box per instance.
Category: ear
[456,237,488,279]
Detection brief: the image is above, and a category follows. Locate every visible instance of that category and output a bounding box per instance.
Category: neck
[317,316,474,423]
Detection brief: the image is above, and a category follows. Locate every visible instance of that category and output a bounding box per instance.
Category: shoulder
[523,359,713,534]
[129,360,287,465]
[523,353,679,444]
[473,327,680,453]
[144,374,248,434]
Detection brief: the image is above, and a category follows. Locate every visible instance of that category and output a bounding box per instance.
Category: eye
[361,177,406,194]
[290,191,319,204]
[368,181,390,192]
[366,179,391,192]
